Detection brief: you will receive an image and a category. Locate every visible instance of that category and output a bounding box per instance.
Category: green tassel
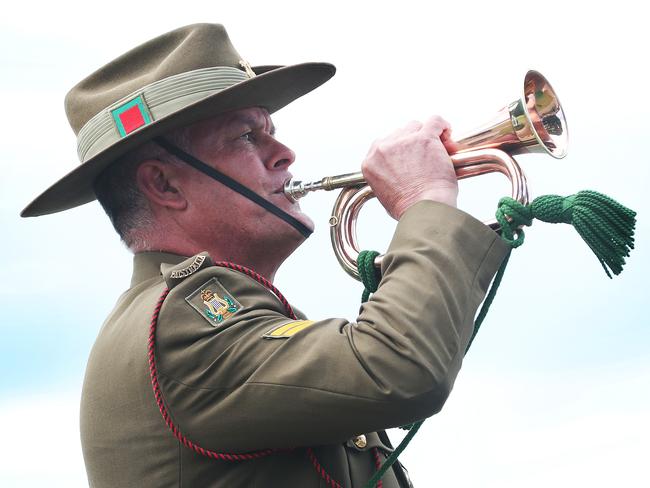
[497,190,636,278]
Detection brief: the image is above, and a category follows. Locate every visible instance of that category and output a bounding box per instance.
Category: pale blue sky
[1,1,648,486]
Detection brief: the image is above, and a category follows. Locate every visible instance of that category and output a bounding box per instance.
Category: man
[22,24,509,487]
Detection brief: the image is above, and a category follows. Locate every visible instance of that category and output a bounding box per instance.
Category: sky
[1,1,649,486]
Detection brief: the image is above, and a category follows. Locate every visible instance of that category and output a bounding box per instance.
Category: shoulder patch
[163,252,213,288]
[186,277,242,327]
[263,320,315,339]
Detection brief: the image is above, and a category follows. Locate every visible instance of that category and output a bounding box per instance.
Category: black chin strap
[154,137,312,238]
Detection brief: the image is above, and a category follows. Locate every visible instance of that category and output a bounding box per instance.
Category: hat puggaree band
[78,66,251,162]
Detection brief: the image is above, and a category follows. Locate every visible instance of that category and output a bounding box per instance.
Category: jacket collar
[131,251,187,287]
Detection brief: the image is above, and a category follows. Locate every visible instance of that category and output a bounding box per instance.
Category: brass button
[352,434,367,449]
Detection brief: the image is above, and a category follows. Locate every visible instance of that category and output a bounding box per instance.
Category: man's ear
[136,160,188,211]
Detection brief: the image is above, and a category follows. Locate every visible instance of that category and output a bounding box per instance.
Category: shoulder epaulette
[162,252,213,289]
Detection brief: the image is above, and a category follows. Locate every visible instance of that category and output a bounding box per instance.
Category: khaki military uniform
[81,201,509,487]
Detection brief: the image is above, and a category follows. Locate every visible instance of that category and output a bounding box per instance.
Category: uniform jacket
[80,201,510,487]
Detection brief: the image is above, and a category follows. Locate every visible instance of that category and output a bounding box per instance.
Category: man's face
[176,107,313,258]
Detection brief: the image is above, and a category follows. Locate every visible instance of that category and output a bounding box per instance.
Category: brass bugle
[284,70,568,280]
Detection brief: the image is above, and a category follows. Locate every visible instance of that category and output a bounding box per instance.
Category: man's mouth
[272,180,293,201]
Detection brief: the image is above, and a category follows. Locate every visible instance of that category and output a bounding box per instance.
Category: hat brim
[21,62,335,217]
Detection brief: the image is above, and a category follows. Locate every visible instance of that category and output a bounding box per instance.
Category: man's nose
[265,138,295,170]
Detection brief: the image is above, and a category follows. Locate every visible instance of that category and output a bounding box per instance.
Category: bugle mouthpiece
[284,172,367,202]
[283,179,315,202]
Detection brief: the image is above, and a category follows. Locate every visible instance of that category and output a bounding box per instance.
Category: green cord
[357,190,636,487]
[363,420,424,488]
[466,249,512,353]
[358,250,381,303]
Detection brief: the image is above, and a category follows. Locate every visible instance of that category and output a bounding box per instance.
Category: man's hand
[361,115,458,220]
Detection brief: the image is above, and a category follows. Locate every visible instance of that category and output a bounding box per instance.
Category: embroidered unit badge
[110,94,153,137]
[263,320,315,339]
[186,278,242,326]
[201,289,237,323]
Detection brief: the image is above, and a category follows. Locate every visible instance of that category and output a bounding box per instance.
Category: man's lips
[269,187,296,207]
[271,179,292,199]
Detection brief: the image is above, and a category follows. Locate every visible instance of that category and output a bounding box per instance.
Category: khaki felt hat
[21,23,335,217]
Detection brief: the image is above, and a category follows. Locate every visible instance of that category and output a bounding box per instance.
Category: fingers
[400,119,423,133]
[361,114,459,219]
[373,116,450,146]
[394,117,450,138]
[365,119,421,158]
[367,116,449,155]
[422,115,451,137]
[389,120,423,140]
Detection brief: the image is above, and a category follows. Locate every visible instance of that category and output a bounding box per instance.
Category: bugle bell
[284,70,568,280]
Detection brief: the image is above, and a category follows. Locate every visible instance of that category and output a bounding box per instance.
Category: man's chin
[269,193,314,235]
[294,210,315,235]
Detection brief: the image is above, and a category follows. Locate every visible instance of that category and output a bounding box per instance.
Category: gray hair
[93,128,190,250]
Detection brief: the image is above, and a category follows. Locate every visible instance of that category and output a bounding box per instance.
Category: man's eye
[240,131,255,142]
